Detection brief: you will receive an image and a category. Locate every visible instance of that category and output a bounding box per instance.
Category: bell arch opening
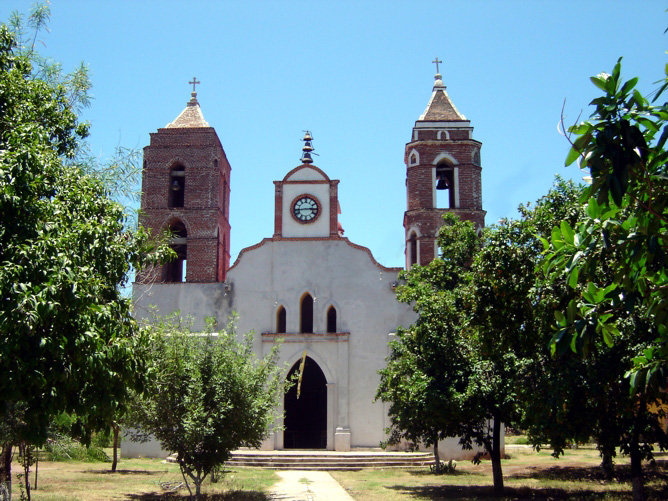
[284,356,327,449]
[168,165,185,208]
[435,164,455,209]
[165,220,187,282]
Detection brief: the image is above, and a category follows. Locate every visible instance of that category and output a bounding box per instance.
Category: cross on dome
[189,77,201,93]
[432,57,442,74]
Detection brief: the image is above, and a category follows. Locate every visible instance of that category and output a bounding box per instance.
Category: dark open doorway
[284,356,327,449]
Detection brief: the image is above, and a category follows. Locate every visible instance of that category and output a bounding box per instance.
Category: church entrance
[284,356,327,449]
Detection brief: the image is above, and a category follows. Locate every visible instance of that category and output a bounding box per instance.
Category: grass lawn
[10,458,277,500]
[331,447,668,500]
[8,447,668,500]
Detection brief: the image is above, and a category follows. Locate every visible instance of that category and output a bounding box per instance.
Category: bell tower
[138,83,231,284]
[404,62,485,268]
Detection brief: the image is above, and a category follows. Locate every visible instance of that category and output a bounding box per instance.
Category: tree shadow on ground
[507,460,668,483]
[386,483,628,499]
[124,491,270,500]
[408,469,481,478]
[388,461,668,500]
[93,469,160,475]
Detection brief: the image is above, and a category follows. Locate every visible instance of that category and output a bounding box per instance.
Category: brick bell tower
[138,82,231,283]
[404,62,485,268]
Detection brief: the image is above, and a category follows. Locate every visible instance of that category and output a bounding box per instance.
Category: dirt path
[269,470,354,500]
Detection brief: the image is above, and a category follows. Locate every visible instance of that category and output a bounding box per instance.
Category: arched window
[276,306,287,333]
[165,220,187,282]
[326,306,337,333]
[300,293,313,333]
[168,165,185,208]
[435,164,455,209]
[408,232,418,267]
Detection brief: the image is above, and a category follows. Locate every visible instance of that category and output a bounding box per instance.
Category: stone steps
[225,450,435,470]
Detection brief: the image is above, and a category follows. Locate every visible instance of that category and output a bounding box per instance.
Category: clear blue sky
[1,1,666,267]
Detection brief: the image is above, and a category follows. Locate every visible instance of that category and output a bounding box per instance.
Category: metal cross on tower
[189,77,201,92]
[432,57,442,74]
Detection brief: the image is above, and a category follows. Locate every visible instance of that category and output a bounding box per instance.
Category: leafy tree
[524,180,668,495]
[546,58,667,390]
[378,214,537,493]
[0,15,168,498]
[134,315,284,499]
[543,59,667,500]
[464,217,541,494]
[376,214,479,473]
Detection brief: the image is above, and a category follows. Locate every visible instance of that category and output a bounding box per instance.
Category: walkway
[268,470,354,500]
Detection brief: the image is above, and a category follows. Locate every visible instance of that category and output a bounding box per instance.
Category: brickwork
[138,127,231,283]
[403,79,486,268]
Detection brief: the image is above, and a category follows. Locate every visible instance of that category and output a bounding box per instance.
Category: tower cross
[432,57,442,74]
[189,77,201,92]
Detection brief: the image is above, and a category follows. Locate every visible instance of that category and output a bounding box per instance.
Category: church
[130,67,485,454]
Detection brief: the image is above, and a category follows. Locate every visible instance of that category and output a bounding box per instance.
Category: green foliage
[546,58,667,393]
[0,20,170,451]
[377,214,480,472]
[43,437,109,463]
[518,180,667,480]
[376,215,477,445]
[134,314,284,499]
[380,178,667,494]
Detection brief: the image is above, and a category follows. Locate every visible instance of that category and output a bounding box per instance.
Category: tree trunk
[111,423,120,473]
[629,435,645,501]
[0,443,12,501]
[490,416,504,495]
[21,443,31,501]
[433,438,441,473]
[600,449,615,479]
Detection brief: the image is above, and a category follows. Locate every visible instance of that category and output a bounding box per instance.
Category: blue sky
[1,1,666,268]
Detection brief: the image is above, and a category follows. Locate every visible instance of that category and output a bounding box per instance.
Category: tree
[547,58,667,390]
[517,178,667,497]
[0,19,167,498]
[517,180,666,479]
[376,214,479,473]
[464,217,541,494]
[543,59,667,500]
[378,214,537,494]
[134,315,284,499]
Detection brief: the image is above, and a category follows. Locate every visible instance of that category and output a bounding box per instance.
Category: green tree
[546,58,667,390]
[376,214,478,473]
[378,214,537,494]
[0,20,167,498]
[523,180,667,492]
[134,315,284,499]
[544,59,667,500]
[464,217,541,494]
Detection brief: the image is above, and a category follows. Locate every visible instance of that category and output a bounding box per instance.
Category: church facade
[131,69,486,453]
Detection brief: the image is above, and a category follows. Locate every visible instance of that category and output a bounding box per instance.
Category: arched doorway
[284,356,327,449]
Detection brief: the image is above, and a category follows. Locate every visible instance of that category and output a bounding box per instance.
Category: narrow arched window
[326,306,337,333]
[300,294,313,333]
[277,306,287,333]
[169,165,185,208]
[435,164,455,209]
[408,232,418,267]
[165,220,187,282]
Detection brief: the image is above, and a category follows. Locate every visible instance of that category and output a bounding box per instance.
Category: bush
[91,430,112,448]
[44,436,110,462]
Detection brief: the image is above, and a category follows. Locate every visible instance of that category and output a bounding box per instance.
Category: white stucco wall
[133,237,416,450]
